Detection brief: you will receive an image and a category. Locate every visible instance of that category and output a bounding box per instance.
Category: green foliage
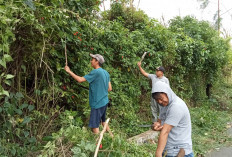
[168,16,230,105]
[169,16,229,83]
[102,2,149,31]
[0,92,36,156]
[38,110,156,156]
[0,1,231,156]
[35,109,94,156]
[71,141,96,157]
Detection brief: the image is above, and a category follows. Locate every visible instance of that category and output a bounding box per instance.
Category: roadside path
[206,123,232,157]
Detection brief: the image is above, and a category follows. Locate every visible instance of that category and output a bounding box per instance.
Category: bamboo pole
[218,0,220,35]
[59,138,66,157]
[102,0,105,11]
[65,43,68,66]
[40,39,46,68]
[94,118,110,157]
[137,0,140,10]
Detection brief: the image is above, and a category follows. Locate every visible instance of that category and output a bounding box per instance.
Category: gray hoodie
[153,81,193,156]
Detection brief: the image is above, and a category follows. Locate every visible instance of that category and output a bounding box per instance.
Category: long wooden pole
[137,0,140,10]
[65,43,68,66]
[140,52,147,62]
[94,118,110,157]
[218,0,220,35]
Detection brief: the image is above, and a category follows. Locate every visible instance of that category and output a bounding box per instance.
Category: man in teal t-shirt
[64,54,112,134]
[84,68,110,109]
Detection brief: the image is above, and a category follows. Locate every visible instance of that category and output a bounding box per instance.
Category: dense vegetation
[0,0,231,156]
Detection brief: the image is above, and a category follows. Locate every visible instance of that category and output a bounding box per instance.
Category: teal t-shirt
[84,68,110,109]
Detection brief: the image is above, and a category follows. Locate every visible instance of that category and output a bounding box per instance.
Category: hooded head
[152,81,176,106]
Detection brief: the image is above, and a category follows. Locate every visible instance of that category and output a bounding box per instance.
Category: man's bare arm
[64,66,86,83]
[108,82,112,92]
[137,62,148,77]
[155,124,173,157]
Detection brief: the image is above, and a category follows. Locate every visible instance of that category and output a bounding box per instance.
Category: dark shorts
[89,105,107,128]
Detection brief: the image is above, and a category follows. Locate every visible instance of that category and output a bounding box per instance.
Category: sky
[100,0,232,38]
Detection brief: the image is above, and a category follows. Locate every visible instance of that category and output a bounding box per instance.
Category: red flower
[72,96,75,99]
[91,47,94,50]
[77,36,82,41]
[149,53,151,56]
[96,143,103,149]
[63,85,67,90]
[74,33,77,36]
[76,32,78,34]
[122,56,123,59]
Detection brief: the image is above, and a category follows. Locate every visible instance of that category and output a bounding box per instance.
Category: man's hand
[137,61,148,77]
[64,65,86,83]
[152,122,163,131]
[155,151,162,157]
[64,65,71,73]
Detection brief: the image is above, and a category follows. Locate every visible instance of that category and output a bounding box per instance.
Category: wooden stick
[140,52,147,62]
[42,60,54,74]
[163,150,167,157]
[65,43,68,66]
[40,39,46,68]
[94,118,110,157]
[59,138,66,157]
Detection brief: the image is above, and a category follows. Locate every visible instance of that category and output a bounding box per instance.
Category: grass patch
[191,106,232,156]
[191,80,232,156]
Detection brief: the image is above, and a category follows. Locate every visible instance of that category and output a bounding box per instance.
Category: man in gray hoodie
[152,81,193,157]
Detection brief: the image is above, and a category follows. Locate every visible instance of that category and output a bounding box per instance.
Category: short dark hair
[152,92,166,100]
[92,57,103,67]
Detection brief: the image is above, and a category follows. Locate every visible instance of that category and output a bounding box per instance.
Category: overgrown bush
[0,0,231,156]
